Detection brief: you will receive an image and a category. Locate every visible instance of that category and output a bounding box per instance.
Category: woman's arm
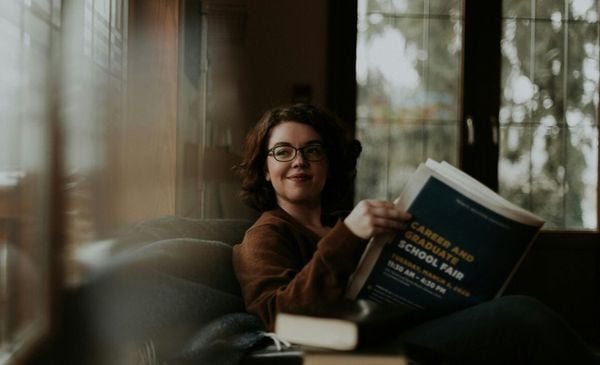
[233,201,410,330]
[233,219,365,331]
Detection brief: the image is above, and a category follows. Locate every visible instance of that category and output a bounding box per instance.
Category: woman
[233,103,598,364]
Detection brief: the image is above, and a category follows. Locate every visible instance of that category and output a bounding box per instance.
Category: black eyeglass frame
[267,143,327,162]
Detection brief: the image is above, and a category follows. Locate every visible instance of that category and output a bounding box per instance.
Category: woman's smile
[287,173,312,182]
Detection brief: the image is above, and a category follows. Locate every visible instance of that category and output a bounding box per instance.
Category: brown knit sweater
[232,208,367,331]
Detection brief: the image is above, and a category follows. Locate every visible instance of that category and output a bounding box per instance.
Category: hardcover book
[346,159,545,313]
[274,299,426,351]
[272,300,441,362]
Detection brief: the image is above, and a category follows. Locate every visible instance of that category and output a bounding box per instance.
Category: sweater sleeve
[232,219,367,331]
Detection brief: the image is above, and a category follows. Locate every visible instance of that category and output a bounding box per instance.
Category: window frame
[327,0,600,340]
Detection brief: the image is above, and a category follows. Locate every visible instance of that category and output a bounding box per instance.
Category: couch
[48,216,268,364]
[47,215,438,365]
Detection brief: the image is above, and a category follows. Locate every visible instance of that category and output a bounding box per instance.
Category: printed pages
[346,159,544,313]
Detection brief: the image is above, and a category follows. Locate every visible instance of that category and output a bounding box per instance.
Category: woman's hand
[343,200,411,240]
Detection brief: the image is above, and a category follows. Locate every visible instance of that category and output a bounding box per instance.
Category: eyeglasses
[267,143,327,162]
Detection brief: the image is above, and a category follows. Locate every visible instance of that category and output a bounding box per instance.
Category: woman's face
[265,121,329,210]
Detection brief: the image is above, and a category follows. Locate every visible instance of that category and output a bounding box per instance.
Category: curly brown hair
[237,103,361,212]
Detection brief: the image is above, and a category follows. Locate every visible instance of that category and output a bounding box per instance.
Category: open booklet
[346,159,545,312]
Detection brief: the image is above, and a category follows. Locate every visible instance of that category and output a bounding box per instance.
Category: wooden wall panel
[116,0,181,224]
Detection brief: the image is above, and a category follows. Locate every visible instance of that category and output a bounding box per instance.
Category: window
[0,0,129,361]
[356,0,463,202]
[355,0,599,231]
[60,0,128,283]
[499,0,599,229]
[0,0,61,361]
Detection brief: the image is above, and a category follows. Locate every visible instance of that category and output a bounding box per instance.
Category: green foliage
[356,0,598,229]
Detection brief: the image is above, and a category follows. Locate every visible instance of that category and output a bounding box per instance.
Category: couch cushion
[111,216,254,253]
[136,238,243,296]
